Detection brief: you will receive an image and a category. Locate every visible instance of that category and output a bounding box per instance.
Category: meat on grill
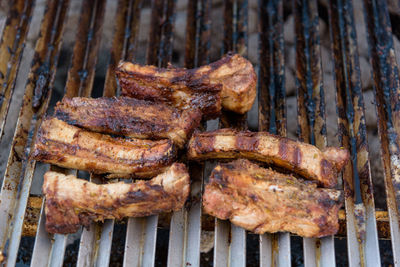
[187,129,350,188]
[203,159,343,237]
[43,163,190,234]
[116,53,257,117]
[54,96,202,148]
[31,117,176,178]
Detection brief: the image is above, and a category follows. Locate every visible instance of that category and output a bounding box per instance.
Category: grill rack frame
[0,0,398,266]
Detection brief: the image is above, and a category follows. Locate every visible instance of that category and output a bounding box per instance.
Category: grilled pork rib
[31,117,176,178]
[43,163,190,234]
[203,159,343,237]
[54,96,202,148]
[116,53,257,117]
[188,129,349,188]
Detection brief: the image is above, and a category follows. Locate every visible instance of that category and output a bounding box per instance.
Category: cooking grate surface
[0,0,398,266]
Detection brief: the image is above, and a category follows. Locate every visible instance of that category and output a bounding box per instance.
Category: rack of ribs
[203,159,343,238]
[54,96,202,148]
[187,129,350,188]
[116,53,257,117]
[31,117,177,178]
[43,163,190,234]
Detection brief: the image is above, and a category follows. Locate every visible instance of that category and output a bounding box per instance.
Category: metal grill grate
[0,0,398,266]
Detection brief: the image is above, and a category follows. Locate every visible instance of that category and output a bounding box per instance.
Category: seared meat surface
[31,117,176,178]
[116,53,256,117]
[188,129,349,188]
[54,97,201,148]
[43,163,190,234]
[203,159,343,237]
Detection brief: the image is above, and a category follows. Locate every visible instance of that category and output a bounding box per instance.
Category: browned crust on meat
[43,163,190,234]
[202,159,343,237]
[188,129,350,188]
[116,53,256,117]
[54,96,201,148]
[31,117,177,178]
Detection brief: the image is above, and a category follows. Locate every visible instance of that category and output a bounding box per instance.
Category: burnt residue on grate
[363,0,400,263]
[31,0,70,110]
[0,0,70,266]
[64,0,106,98]
[258,0,289,265]
[219,0,248,130]
[0,0,34,139]
[328,0,381,265]
[294,0,338,265]
[294,0,326,148]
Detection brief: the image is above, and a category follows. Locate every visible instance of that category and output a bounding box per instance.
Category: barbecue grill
[0,0,398,265]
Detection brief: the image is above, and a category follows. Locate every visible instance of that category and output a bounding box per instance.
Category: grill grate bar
[64,0,106,98]
[0,0,35,142]
[167,0,210,266]
[78,0,142,264]
[328,0,381,265]
[31,199,51,266]
[362,0,400,264]
[167,209,187,267]
[73,0,141,265]
[125,216,158,267]
[226,0,248,265]
[147,0,164,66]
[94,220,115,267]
[48,234,68,267]
[103,0,142,98]
[196,0,211,67]
[75,1,140,266]
[293,0,337,265]
[124,217,146,266]
[258,0,291,266]
[159,0,176,67]
[0,0,70,265]
[71,0,130,265]
[214,0,248,266]
[124,0,176,266]
[219,0,248,130]
[76,225,100,267]
[30,0,107,265]
[174,163,203,266]
[166,1,210,265]
[183,0,197,68]
[109,1,148,265]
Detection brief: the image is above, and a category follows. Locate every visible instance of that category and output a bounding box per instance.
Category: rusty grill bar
[0,0,399,266]
[258,0,291,266]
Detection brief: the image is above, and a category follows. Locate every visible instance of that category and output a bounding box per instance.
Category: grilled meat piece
[31,117,176,178]
[54,96,201,148]
[203,159,343,237]
[116,53,257,117]
[43,163,190,234]
[188,129,350,188]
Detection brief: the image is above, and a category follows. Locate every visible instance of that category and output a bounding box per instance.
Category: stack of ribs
[32,53,257,234]
[188,130,349,237]
[31,53,349,238]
